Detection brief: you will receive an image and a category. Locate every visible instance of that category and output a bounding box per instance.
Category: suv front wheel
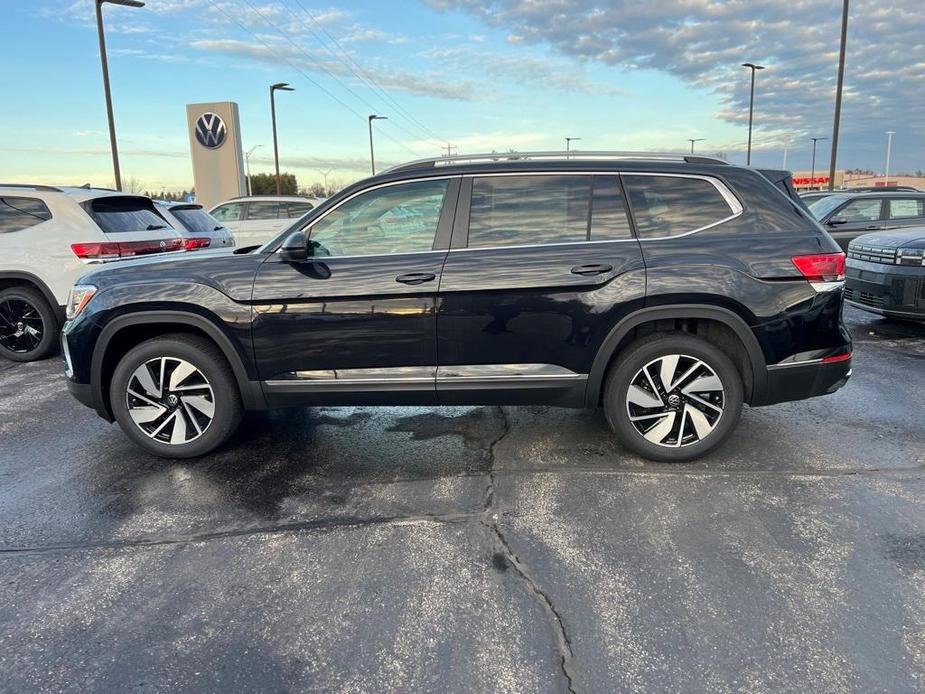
[604,333,743,462]
[110,334,243,458]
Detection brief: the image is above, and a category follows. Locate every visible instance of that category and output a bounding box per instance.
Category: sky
[1,0,923,192]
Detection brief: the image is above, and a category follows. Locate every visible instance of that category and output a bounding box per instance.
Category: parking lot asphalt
[1,306,925,693]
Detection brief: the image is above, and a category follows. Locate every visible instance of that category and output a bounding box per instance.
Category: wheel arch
[0,271,63,324]
[91,310,265,419]
[585,304,768,407]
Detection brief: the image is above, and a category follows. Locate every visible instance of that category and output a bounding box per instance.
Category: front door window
[309,180,449,257]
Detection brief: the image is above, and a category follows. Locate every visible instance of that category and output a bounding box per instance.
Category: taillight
[71,238,183,260]
[183,237,212,251]
[791,253,846,282]
[822,353,851,364]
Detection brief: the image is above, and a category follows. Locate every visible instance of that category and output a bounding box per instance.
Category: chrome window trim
[809,280,845,293]
[281,170,743,257]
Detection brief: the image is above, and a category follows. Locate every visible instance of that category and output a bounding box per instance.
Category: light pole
[270,82,294,195]
[741,62,765,166]
[565,137,581,158]
[318,169,332,195]
[810,136,828,190]
[244,145,262,196]
[828,0,849,191]
[783,139,790,169]
[95,0,144,192]
[688,138,704,154]
[884,131,896,187]
[368,115,387,175]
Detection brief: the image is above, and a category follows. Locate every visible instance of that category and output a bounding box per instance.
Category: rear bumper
[845,260,925,319]
[755,357,852,406]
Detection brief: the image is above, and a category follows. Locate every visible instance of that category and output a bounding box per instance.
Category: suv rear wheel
[0,286,58,362]
[604,333,743,462]
[110,334,243,458]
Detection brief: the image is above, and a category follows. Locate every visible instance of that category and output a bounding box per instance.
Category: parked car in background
[208,195,323,247]
[63,152,851,463]
[845,227,925,321]
[0,184,186,362]
[799,190,839,204]
[153,200,235,250]
[845,185,921,193]
[808,191,925,251]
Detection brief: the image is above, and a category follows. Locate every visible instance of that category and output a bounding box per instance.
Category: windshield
[171,207,223,235]
[808,195,848,220]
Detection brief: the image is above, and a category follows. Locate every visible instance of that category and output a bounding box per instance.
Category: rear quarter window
[622,175,736,239]
[170,207,221,234]
[0,197,52,233]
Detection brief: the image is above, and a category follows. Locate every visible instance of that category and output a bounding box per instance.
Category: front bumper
[845,259,925,319]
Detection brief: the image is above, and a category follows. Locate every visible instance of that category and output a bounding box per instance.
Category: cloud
[190,38,475,101]
[424,0,925,150]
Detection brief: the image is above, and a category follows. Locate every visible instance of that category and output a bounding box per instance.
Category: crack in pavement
[480,406,579,694]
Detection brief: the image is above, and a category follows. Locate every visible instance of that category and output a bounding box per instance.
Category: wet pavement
[1,307,924,692]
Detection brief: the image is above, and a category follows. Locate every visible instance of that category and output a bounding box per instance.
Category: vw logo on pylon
[194,112,227,149]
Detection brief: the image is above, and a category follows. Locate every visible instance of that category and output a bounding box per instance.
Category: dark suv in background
[61,152,851,462]
[808,190,925,251]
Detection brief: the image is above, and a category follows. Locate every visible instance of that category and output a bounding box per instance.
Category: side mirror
[828,216,848,226]
[279,231,309,261]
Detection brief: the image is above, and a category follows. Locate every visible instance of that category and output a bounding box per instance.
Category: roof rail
[0,183,64,192]
[383,150,729,174]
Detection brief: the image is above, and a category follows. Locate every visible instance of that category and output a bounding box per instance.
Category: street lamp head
[369,114,388,121]
[100,0,145,6]
[742,62,765,70]
[271,82,294,92]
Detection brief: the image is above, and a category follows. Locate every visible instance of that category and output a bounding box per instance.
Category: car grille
[844,287,887,308]
[847,244,896,265]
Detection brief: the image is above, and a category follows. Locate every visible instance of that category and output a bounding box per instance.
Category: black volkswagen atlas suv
[62,152,852,462]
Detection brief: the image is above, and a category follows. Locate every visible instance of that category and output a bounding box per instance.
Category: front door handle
[570,264,613,276]
[395,272,436,285]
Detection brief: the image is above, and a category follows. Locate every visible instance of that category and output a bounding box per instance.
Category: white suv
[153,200,235,249]
[209,195,323,247]
[0,185,187,362]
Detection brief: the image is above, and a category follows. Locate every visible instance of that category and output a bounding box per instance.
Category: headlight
[66,284,97,319]
[897,249,925,266]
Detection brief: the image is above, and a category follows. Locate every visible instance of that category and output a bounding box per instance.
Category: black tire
[603,333,744,463]
[110,334,243,458]
[0,286,58,362]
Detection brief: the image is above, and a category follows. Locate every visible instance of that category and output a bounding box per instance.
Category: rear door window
[838,198,883,222]
[622,175,736,238]
[467,176,583,248]
[887,198,924,219]
[0,197,52,233]
[246,202,285,220]
[85,196,171,233]
[211,203,243,222]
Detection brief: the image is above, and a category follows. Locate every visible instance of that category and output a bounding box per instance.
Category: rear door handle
[570,264,613,276]
[395,272,436,285]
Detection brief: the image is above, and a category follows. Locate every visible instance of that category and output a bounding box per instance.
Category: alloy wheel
[625,353,725,448]
[0,298,45,354]
[125,357,215,445]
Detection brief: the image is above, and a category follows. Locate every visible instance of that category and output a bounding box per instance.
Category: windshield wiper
[213,225,224,231]
[146,224,168,230]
